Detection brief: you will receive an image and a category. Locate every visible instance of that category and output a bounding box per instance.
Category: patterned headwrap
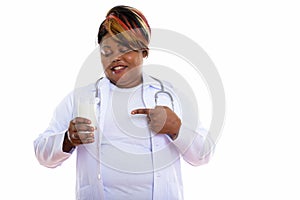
[97,5,151,56]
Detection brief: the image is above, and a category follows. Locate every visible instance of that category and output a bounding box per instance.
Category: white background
[1,0,299,199]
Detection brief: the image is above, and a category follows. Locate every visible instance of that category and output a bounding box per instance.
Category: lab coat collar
[93,73,161,110]
[91,76,110,92]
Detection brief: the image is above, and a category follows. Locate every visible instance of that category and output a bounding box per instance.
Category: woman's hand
[131,106,181,140]
[63,117,95,152]
[67,117,95,145]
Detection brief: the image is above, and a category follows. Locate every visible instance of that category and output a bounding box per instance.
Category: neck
[112,76,143,88]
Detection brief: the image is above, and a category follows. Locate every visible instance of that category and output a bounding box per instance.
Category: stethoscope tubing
[94,76,174,111]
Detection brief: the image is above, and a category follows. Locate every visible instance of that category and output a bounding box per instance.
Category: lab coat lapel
[97,77,110,135]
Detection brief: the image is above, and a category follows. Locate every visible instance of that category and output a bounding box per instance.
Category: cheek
[101,57,110,70]
[126,54,143,67]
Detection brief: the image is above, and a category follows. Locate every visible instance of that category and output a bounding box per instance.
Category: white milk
[77,98,97,133]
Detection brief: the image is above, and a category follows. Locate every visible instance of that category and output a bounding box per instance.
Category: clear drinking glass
[77,96,97,133]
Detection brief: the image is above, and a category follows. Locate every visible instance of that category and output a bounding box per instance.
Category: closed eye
[101,49,112,57]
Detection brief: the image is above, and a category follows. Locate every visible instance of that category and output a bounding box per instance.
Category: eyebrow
[100,43,127,49]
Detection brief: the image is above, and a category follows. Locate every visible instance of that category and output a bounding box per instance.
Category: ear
[142,50,148,58]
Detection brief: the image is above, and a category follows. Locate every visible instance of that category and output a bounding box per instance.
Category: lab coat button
[95,98,100,104]
[97,174,101,180]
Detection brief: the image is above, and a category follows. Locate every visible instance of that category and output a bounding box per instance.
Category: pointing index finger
[131,108,152,115]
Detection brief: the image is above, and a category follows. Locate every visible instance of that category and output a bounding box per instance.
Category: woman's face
[100,34,145,88]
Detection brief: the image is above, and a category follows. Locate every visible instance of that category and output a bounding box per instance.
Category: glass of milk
[77,96,97,133]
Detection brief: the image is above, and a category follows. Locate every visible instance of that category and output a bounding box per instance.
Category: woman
[34,5,211,200]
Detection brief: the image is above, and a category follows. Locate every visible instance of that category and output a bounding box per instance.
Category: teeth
[114,66,124,70]
[112,66,126,71]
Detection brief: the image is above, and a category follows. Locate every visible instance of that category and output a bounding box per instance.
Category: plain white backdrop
[0,0,299,199]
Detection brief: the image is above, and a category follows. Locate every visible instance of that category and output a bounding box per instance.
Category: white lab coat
[34,74,212,200]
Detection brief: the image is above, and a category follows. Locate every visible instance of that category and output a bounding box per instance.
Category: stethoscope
[94,76,175,111]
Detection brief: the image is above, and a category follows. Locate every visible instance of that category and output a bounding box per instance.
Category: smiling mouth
[110,65,128,74]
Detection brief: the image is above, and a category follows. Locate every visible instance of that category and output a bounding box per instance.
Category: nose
[110,51,123,63]
[112,55,121,63]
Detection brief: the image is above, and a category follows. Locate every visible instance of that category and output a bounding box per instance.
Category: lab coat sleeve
[172,124,215,166]
[34,92,74,168]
